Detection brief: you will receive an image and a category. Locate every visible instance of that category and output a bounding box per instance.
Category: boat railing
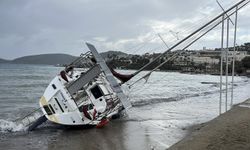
[15,107,44,128]
[67,51,95,69]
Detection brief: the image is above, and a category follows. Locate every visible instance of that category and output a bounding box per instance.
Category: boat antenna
[169,30,180,40]
[158,33,170,49]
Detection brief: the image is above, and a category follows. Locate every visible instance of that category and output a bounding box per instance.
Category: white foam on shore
[0,119,25,133]
[239,104,250,108]
[126,73,250,148]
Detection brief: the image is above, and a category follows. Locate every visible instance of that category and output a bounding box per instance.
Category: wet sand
[169,99,250,150]
[0,119,170,150]
[2,100,250,150]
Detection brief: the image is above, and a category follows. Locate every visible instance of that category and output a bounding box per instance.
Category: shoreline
[116,68,250,77]
[1,63,249,77]
[169,98,250,150]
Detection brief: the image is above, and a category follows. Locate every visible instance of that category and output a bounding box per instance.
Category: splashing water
[0,119,25,133]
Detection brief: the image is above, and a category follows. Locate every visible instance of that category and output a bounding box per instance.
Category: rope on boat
[127,0,250,88]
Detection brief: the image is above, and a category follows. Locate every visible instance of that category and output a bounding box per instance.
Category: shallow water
[0,64,250,149]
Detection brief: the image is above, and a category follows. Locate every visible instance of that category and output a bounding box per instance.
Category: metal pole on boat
[225,18,230,112]
[129,2,249,88]
[216,0,235,25]
[129,0,248,78]
[128,2,250,91]
[231,6,238,108]
[220,15,225,115]
[130,15,232,88]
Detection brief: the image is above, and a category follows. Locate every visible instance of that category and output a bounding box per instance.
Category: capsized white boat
[28,43,133,130]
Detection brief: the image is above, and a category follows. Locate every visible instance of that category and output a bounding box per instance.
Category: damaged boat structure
[17,43,132,130]
[40,43,133,127]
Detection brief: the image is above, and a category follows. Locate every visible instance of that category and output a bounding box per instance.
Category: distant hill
[0,51,129,65]
[12,54,77,65]
[0,58,9,63]
[101,51,128,58]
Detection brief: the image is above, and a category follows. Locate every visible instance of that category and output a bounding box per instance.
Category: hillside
[12,54,77,65]
[0,58,9,63]
[0,51,128,65]
[101,51,128,58]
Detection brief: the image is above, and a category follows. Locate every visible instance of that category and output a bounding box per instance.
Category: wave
[0,75,51,80]
[131,90,219,107]
[130,79,249,107]
[0,119,25,133]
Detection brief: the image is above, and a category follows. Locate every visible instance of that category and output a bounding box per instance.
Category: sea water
[0,64,250,149]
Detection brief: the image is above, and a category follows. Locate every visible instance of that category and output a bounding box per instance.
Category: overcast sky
[0,0,249,59]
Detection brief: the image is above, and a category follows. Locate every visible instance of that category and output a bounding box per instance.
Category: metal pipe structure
[129,0,248,78]
[220,15,225,115]
[216,0,234,25]
[225,18,230,112]
[158,34,170,49]
[130,16,227,88]
[231,6,238,108]
[128,0,250,88]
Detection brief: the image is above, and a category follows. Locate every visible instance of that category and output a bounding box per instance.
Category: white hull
[39,43,131,127]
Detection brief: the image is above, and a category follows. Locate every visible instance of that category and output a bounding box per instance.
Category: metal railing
[15,107,44,127]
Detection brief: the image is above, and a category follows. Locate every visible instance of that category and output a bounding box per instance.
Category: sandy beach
[169,98,250,150]
[0,119,172,150]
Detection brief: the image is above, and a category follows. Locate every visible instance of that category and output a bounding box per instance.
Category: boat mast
[231,6,238,108]
[128,0,249,87]
[128,0,249,80]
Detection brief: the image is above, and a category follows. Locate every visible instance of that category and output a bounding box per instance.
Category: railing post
[231,6,238,108]
[220,15,225,115]
[225,18,230,112]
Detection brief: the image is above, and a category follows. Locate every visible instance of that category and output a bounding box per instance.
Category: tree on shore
[242,56,250,69]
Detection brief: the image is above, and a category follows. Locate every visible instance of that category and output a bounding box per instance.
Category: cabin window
[43,105,53,115]
[52,84,57,90]
[54,97,64,113]
[90,85,103,99]
[49,104,55,114]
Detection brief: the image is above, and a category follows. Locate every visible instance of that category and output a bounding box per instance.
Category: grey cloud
[0,0,249,59]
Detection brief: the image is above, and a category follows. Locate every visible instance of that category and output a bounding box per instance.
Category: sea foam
[0,119,25,133]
